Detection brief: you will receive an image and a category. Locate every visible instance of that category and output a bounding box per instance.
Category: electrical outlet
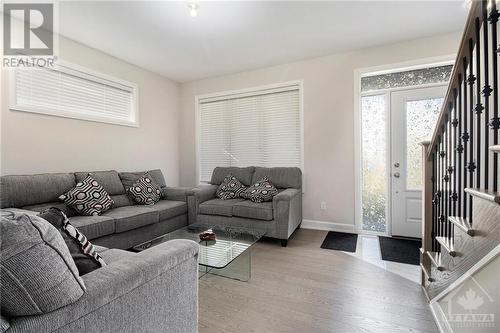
[320,201,327,210]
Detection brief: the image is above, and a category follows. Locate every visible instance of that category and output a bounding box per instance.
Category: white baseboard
[302,219,356,233]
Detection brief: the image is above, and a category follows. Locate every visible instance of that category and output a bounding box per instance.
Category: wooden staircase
[421,187,500,300]
[419,1,500,327]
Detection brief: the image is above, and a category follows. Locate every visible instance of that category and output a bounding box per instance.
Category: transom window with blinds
[10,62,138,126]
[197,82,303,182]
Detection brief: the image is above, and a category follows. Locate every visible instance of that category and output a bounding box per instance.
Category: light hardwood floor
[199,228,438,333]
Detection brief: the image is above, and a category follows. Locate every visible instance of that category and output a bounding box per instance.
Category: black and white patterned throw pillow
[128,173,162,205]
[241,176,278,203]
[38,207,106,275]
[216,174,247,200]
[59,174,113,216]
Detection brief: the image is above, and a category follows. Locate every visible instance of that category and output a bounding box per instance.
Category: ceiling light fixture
[188,2,199,17]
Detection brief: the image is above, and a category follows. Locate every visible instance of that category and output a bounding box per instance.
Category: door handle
[393,172,400,178]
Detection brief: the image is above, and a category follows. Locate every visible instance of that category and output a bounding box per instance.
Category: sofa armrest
[163,186,194,202]
[187,185,218,224]
[273,188,303,240]
[8,240,199,333]
[192,184,218,203]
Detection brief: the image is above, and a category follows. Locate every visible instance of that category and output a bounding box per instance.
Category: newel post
[420,141,432,287]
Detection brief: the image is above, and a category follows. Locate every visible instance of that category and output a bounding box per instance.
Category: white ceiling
[58,1,467,82]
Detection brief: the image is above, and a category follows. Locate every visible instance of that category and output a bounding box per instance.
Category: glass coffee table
[132,224,264,281]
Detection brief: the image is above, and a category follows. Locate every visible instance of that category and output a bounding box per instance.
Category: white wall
[1,36,181,185]
[179,32,462,229]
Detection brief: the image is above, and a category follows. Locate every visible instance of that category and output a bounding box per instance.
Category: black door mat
[378,236,421,265]
[320,231,358,252]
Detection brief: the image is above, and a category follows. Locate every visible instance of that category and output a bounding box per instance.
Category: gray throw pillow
[0,211,86,317]
[38,208,106,275]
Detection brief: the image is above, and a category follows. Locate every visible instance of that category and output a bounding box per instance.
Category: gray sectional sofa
[0,169,198,333]
[1,240,199,333]
[0,169,192,250]
[188,166,303,246]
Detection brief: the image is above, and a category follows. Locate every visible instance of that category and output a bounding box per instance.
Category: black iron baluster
[457,76,464,219]
[468,38,476,223]
[475,17,483,190]
[490,1,499,192]
[432,150,437,251]
[444,124,449,239]
[483,3,491,189]
[446,109,453,237]
[452,92,459,222]
[463,58,470,219]
[440,137,445,246]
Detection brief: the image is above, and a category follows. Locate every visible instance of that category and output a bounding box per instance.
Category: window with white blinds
[198,83,302,182]
[10,62,138,126]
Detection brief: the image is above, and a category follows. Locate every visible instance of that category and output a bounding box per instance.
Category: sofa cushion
[0,211,85,316]
[232,200,274,221]
[120,169,167,189]
[199,198,244,217]
[210,166,255,186]
[22,201,77,217]
[38,208,106,276]
[0,173,76,208]
[75,170,125,196]
[102,206,159,233]
[128,173,162,205]
[216,174,247,200]
[110,194,134,208]
[144,200,187,221]
[252,167,302,189]
[59,175,114,216]
[68,215,115,240]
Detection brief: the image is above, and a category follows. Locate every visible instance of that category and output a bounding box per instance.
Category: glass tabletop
[132,223,264,269]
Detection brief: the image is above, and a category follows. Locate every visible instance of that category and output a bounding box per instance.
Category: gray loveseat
[188,166,302,246]
[0,169,198,332]
[0,169,192,250]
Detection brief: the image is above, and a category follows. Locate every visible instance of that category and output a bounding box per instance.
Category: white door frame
[354,55,455,236]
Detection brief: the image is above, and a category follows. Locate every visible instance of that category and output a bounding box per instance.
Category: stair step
[420,263,434,282]
[490,145,500,153]
[426,251,445,271]
[464,188,500,204]
[435,237,457,257]
[448,216,474,236]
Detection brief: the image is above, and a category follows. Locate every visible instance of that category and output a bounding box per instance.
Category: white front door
[390,86,446,238]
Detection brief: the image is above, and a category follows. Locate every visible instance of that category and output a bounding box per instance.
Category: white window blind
[11,62,138,126]
[198,84,302,182]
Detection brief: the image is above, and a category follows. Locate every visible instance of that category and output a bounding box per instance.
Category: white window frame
[353,55,455,236]
[195,80,305,185]
[9,60,139,127]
